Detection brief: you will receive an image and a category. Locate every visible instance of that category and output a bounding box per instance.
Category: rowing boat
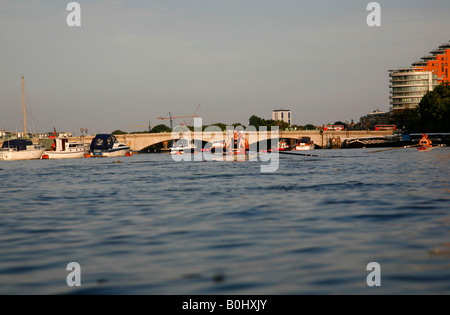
[418,145,432,152]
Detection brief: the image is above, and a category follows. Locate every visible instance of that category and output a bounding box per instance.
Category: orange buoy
[84,153,91,158]
[41,154,49,159]
[126,151,132,157]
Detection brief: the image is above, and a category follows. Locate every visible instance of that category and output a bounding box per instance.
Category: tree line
[393,83,450,133]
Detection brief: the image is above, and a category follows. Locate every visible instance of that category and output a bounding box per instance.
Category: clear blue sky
[1,0,450,134]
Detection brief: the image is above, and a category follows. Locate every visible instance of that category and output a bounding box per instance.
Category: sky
[1,0,450,134]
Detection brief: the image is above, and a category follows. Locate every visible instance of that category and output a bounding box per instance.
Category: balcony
[430,49,446,55]
[421,55,436,61]
[412,60,428,67]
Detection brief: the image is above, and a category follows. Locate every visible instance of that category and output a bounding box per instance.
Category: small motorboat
[271,140,291,151]
[170,139,197,155]
[209,140,226,154]
[294,137,314,151]
[90,134,130,157]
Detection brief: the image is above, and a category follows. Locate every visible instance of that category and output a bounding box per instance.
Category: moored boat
[42,138,86,159]
[90,134,130,157]
[294,137,314,151]
[271,140,291,151]
[170,139,197,155]
[0,139,44,161]
[0,76,44,161]
[209,140,225,153]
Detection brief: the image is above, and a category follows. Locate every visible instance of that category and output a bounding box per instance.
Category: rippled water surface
[0,148,449,294]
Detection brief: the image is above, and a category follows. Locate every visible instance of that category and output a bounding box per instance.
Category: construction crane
[187,103,201,127]
[127,121,155,132]
[158,112,199,129]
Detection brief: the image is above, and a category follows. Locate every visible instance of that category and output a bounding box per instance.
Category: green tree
[249,115,267,129]
[210,123,227,131]
[392,108,420,132]
[150,124,172,133]
[270,120,290,130]
[111,130,128,135]
[418,83,450,132]
[248,115,291,129]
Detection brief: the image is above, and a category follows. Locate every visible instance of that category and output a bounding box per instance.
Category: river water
[0,147,449,295]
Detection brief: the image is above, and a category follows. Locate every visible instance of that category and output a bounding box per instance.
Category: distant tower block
[272,109,292,126]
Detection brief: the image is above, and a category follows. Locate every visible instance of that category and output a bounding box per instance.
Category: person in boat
[226,130,239,153]
[419,134,432,147]
[237,130,249,154]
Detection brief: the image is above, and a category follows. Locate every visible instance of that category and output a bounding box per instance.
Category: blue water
[0,148,449,294]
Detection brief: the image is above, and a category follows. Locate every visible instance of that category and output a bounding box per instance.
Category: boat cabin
[298,137,312,144]
[1,139,35,151]
[51,138,84,152]
[90,134,118,152]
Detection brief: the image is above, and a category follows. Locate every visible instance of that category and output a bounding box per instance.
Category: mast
[22,76,28,139]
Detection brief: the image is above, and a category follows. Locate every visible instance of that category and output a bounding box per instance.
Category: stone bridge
[68,130,393,152]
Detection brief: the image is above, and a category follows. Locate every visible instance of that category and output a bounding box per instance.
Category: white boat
[272,140,291,151]
[0,139,44,161]
[170,139,197,155]
[209,140,225,153]
[0,76,44,161]
[90,134,130,157]
[42,138,86,159]
[295,137,314,151]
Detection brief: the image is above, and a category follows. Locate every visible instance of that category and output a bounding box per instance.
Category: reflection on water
[0,148,449,294]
